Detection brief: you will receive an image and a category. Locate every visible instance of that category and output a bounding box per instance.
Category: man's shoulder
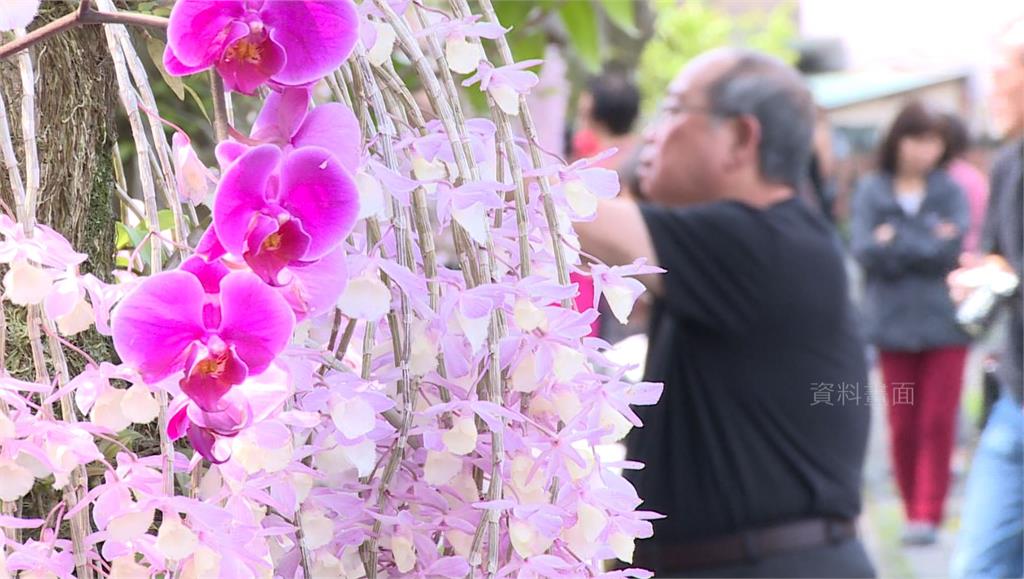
[991,138,1024,183]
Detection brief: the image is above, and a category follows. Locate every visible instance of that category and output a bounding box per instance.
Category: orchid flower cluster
[0,0,662,577]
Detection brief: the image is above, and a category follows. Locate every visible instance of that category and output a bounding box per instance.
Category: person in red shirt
[570,70,642,337]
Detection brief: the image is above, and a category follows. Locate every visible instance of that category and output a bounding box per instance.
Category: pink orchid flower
[164,0,359,95]
[167,363,290,463]
[111,260,294,412]
[212,144,359,286]
[462,60,542,116]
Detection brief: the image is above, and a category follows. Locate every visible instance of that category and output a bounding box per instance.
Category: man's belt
[633,517,858,572]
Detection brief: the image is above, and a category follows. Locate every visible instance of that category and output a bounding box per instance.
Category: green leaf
[115,222,133,250]
[182,82,212,125]
[157,209,175,232]
[492,0,535,29]
[509,31,547,64]
[558,0,601,72]
[597,0,638,37]
[145,36,185,101]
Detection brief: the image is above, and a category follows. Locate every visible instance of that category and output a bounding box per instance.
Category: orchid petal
[251,86,311,143]
[260,0,359,86]
[217,34,286,95]
[179,255,230,294]
[291,103,361,172]
[280,245,348,320]
[217,271,295,376]
[213,144,281,256]
[180,347,248,412]
[166,1,246,68]
[111,271,206,383]
[279,147,359,259]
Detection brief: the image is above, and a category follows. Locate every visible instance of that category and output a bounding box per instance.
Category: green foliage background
[638,0,798,112]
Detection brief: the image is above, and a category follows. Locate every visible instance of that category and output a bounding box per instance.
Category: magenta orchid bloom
[213,144,358,286]
[164,0,359,95]
[250,87,361,172]
[111,260,294,412]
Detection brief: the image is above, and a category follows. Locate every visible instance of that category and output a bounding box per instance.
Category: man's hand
[873,223,896,245]
[948,253,1013,304]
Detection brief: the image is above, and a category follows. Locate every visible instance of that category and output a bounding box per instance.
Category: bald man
[577,49,875,577]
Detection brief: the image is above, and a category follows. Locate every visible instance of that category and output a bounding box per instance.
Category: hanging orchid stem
[377,1,515,571]
[12,40,95,576]
[210,70,230,142]
[99,0,188,246]
[0,83,26,221]
[0,0,168,61]
[44,318,95,579]
[0,306,19,550]
[99,21,177,512]
[472,0,573,305]
[350,46,415,579]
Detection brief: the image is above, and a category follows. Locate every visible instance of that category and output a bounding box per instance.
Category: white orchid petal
[391,535,416,573]
[3,260,51,306]
[442,416,477,455]
[445,36,483,75]
[107,508,155,542]
[423,450,462,485]
[121,384,159,425]
[451,202,489,245]
[56,297,94,336]
[156,516,198,561]
[356,171,385,220]
[0,459,34,501]
[91,389,131,432]
[513,299,547,332]
[552,345,586,382]
[367,21,396,66]
[331,396,376,439]
[337,275,390,321]
[565,180,598,218]
[300,510,334,550]
[491,84,520,116]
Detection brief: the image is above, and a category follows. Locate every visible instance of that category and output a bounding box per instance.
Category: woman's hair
[877,100,953,174]
[941,112,971,160]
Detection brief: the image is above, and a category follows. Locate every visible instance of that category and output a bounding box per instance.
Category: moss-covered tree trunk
[0,3,118,379]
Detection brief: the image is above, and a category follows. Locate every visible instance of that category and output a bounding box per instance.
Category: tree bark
[1,2,118,380]
[0,2,118,277]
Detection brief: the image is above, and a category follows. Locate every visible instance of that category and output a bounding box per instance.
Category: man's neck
[728,181,795,209]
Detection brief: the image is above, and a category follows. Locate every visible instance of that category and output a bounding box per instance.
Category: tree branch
[0,1,168,62]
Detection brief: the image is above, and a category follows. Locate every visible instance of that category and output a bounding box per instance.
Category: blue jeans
[951,394,1024,579]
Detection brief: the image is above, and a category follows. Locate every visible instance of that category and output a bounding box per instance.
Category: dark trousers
[651,537,876,578]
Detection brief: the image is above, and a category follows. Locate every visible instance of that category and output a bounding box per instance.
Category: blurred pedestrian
[571,69,641,174]
[570,70,645,339]
[850,100,970,545]
[942,113,990,255]
[949,17,1024,579]
[576,48,875,578]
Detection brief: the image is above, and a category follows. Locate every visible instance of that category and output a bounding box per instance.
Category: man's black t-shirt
[626,198,870,543]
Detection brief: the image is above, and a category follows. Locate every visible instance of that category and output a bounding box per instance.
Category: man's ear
[724,114,761,172]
